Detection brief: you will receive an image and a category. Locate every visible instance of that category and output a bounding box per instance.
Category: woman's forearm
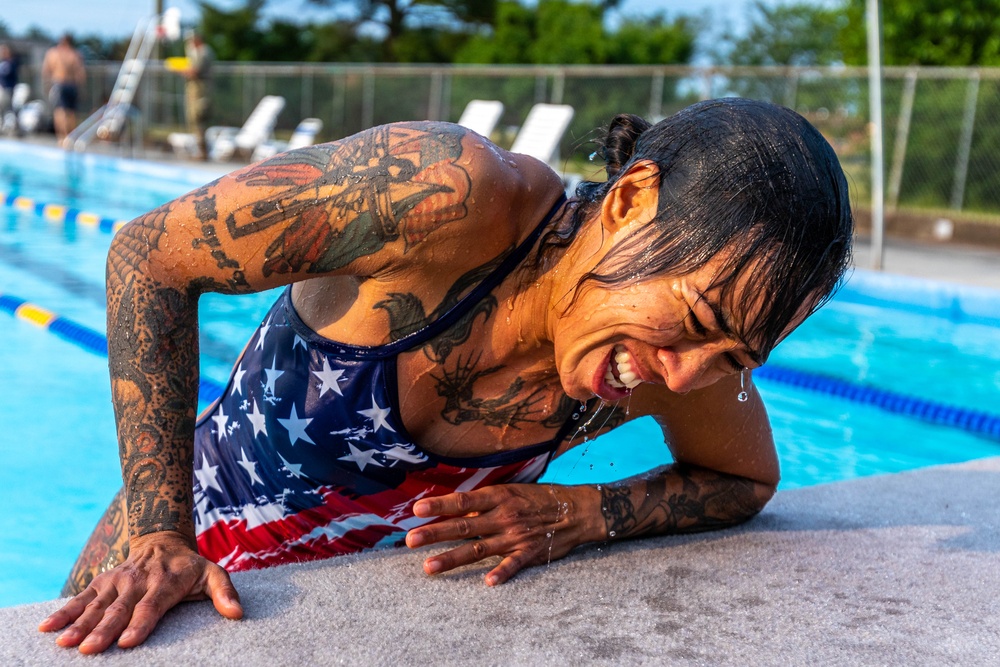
[106,214,201,544]
[597,463,776,540]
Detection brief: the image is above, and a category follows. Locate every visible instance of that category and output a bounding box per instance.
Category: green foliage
[455,0,694,65]
[841,0,1000,66]
[199,0,268,61]
[719,0,847,66]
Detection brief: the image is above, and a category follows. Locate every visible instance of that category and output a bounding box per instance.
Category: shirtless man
[42,34,86,144]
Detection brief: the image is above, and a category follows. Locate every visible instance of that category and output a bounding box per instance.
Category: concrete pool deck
[2,137,1000,664]
[3,455,999,665]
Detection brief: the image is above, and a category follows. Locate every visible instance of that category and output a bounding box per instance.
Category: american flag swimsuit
[192,196,576,572]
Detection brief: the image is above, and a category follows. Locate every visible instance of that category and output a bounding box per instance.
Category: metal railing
[14,62,1000,221]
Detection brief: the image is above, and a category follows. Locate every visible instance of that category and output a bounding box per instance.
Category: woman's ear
[599,159,661,234]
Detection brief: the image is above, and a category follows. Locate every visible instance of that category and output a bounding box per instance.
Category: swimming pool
[2,140,999,608]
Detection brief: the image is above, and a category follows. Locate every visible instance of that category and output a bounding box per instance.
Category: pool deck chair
[251,117,324,162]
[509,103,575,171]
[456,99,504,139]
[168,95,286,161]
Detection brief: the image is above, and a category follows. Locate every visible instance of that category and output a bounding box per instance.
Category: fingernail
[425,559,442,574]
[408,533,424,548]
[485,574,499,586]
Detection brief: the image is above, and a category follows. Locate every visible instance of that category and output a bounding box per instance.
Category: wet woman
[40,97,852,653]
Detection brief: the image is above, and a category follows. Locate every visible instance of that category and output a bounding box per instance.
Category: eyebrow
[697,291,765,366]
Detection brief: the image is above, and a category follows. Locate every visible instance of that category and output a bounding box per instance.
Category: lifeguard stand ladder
[67,8,181,155]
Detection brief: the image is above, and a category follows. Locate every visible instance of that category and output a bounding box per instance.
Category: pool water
[1,141,999,608]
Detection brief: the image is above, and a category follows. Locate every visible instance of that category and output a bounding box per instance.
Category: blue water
[1,140,999,608]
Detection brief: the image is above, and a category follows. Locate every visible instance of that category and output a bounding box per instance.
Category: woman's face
[551,252,792,402]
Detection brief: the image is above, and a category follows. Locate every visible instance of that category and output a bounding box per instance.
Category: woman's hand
[38,531,243,654]
[405,483,605,586]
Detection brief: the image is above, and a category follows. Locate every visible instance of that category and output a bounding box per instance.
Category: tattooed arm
[405,371,778,585]
[40,121,511,653]
[598,370,778,540]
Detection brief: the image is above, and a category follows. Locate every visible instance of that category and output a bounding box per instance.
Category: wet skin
[41,123,784,653]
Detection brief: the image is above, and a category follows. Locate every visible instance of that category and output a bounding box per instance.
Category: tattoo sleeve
[106,209,202,541]
[599,463,776,539]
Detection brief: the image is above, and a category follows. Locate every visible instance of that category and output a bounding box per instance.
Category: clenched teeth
[604,344,642,389]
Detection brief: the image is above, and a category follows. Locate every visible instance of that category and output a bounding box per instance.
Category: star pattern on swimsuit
[278,403,315,446]
[195,452,223,493]
[357,394,396,433]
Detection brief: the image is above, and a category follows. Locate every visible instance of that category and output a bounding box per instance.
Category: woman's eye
[687,309,708,337]
[723,353,744,372]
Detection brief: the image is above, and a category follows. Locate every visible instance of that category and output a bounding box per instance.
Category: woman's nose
[656,344,725,393]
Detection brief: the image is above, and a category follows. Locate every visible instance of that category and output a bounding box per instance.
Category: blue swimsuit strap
[286,193,569,359]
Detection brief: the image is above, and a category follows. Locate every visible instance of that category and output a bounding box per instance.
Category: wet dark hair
[563,97,853,362]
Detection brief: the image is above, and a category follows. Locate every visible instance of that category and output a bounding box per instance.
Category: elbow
[733,477,776,524]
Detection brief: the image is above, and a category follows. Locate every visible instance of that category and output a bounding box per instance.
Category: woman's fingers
[204,564,244,621]
[55,583,140,653]
[486,553,532,587]
[421,535,517,575]
[40,538,242,654]
[38,586,98,633]
[412,489,497,519]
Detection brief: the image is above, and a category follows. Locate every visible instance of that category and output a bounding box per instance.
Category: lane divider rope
[2,291,998,442]
[753,365,1000,442]
[1,192,129,234]
[0,292,225,402]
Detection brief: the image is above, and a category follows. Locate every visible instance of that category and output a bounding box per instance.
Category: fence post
[649,69,664,121]
[784,69,798,108]
[866,0,885,271]
[551,70,565,104]
[886,68,917,212]
[950,71,980,212]
[428,69,443,120]
[362,67,375,129]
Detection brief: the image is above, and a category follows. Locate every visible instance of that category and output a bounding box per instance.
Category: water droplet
[546,532,552,538]
[737,391,749,402]
[572,413,579,420]
[608,530,616,537]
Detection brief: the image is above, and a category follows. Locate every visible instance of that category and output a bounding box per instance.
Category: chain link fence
[15,61,1000,223]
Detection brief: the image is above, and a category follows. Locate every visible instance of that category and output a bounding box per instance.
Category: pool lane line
[0,239,247,364]
[0,293,225,403]
[754,365,1000,442]
[2,291,999,442]
[1,192,129,234]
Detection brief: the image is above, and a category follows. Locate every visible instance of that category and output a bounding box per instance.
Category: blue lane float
[2,291,998,442]
[754,365,1000,442]
[1,192,129,234]
[0,292,225,403]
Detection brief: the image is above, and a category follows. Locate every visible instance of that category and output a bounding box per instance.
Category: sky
[0,0,794,42]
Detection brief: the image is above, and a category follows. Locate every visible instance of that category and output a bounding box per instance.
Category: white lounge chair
[456,99,504,139]
[168,95,286,161]
[509,103,575,169]
[251,117,324,162]
[509,103,577,191]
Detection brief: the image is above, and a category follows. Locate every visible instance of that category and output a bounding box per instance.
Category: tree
[198,0,269,61]
[455,0,694,65]
[717,0,847,67]
[304,0,497,60]
[841,0,1000,66]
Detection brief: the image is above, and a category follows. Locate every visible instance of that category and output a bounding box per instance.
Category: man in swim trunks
[42,34,86,144]
[41,99,854,653]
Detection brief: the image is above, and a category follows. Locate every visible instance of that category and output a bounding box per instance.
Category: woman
[41,98,852,653]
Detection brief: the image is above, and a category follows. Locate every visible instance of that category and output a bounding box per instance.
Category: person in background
[42,34,86,144]
[181,31,214,159]
[0,44,19,127]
